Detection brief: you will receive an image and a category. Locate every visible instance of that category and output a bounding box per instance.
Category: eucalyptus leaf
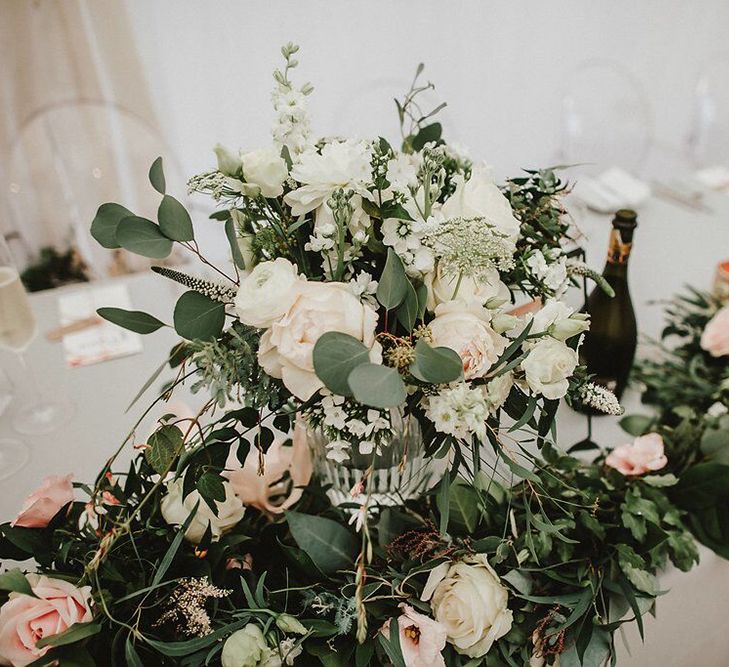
[116,216,173,259]
[225,218,246,270]
[285,511,357,574]
[410,339,462,384]
[396,279,419,332]
[377,248,408,310]
[173,291,225,341]
[348,363,407,408]
[158,195,194,241]
[313,332,371,396]
[96,307,166,334]
[149,156,166,194]
[90,202,133,249]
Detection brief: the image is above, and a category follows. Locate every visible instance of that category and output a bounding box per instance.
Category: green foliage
[149,156,166,194]
[158,195,194,242]
[173,291,225,341]
[348,362,407,408]
[90,202,133,249]
[97,307,166,334]
[313,332,371,397]
[376,248,409,310]
[410,339,463,384]
[116,216,173,258]
[286,511,358,575]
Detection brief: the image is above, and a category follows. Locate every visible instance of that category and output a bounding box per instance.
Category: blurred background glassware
[687,53,729,169]
[308,410,433,509]
[0,233,73,435]
[0,367,14,418]
[557,60,654,179]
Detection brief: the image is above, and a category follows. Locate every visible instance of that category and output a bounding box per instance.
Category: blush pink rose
[701,306,729,358]
[11,475,74,529]
[0,574,93,666]
[381,604,447,667]
[224,419,313,516]
[605,433,667,476]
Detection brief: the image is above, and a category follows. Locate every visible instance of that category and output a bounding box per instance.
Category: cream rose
[701,306,729,357]
[234,258,302,329]
[424,264,510,311]
[258,281,381,401]
[0,574,93,667]
[440,166,520,242]
[521,338,578,400]
[160,478,245,544]
[221,624,271,667]
[422,554,513,658]
[241,147,289,198]
[531,301,589,341]
[381,604,447,667]
[429,304,507,380]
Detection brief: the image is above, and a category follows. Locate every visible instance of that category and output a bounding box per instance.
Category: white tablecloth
[2,190,729,664]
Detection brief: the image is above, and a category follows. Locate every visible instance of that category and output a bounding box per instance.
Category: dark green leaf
[90,203,133,249]
[173,291,225,341]
[348,363,407,408]
[619,414,654,437]
[96,307,165,334]
[36,622,101,648]
[149,156,166,194]
[285,511,357,575]
[116,216,173,258]
[196,473,226,513]
[410,339,462,384]
[158,195,194,241]
[673,463,729,510]
[145,425,184,475]
[125,637,144,667]
[396,279,419,332]
[411,122,442,151]
[0,569,34,597]
[225,218,247,270]
[377,248,408,310]
[313,332,371,397]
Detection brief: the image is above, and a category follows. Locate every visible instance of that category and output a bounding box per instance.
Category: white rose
[258,281,382,401]
[521,338,578,400]
[429,304,507,380]
[422,554,513,658]
[482,371,514,412]
[234,258,302,328]
[241,147,289,198]
[531,301,589,341]
[424,264,510,312]
[160,478,245,544]
[440,166,520,242]
[221,624,270,667]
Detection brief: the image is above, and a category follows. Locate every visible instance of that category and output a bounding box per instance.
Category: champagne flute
[0,234,73,437]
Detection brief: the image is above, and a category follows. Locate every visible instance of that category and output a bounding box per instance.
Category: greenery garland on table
[0,44,724,667]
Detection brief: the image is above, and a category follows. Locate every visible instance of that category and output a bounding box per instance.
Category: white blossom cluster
[526,249,568,296]
[424,383,492,442]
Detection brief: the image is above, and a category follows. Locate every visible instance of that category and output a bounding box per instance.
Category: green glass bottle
[580,209,638,402]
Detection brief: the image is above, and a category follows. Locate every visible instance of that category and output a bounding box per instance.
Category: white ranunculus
[241,147,289,198]
[521,338,578,400]
[258,281,382,401]
[482,371,514,412]
[440,166,520,242]
[429,304,508,380]
[422,554,513,658]
[531,301,590,341]
[284,140,372,216]
[160,478,245,544]
[234,258,303,329]
[221,624,270,667]
[424,263,510,311]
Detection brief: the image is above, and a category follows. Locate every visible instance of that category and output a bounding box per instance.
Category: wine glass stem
[16,351,46,405]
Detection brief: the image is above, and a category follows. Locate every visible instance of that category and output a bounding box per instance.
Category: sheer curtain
[0,0,183,276]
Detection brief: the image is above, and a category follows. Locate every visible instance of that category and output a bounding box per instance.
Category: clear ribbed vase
[308,411,432,508]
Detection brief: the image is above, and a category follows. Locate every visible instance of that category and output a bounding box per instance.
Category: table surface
[2,190,729,665]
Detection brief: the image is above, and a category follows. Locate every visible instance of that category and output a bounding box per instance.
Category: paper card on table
[58,285,143,367]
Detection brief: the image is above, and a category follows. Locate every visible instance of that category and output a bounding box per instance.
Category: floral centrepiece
[0,43,712,667]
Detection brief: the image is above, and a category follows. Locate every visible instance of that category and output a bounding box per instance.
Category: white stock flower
[421,554,513,658]
[241,147,288,198]
[531,301,589,341]
[440,166,520,242]
[424,264,510,311]
[521,338,578,400]
[284,140,372,215]
[258,281,381,401]
[386,152,421,192]
[424,383,490,441]
[526,251,568,294]
[429,303,508,380]
[234,258,302,329]
[160,478,245,544]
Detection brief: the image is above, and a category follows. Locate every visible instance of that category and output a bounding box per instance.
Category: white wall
[123,0,729,181]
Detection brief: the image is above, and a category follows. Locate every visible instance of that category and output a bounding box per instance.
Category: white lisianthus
[241,147,288,198]
[521,338,578,400]
[258,281,381,401]
[526,250,568,294]
[424,264,510,312]
[482,371,514,412]
[440,166,520,242]
[284,140,372,216]
[234,258,302,329]
[221,624,271,667]
[214,143,242,176]
[424,383,490,441]
[422,554,513,658]
[160,478,245,544]
[429,303,507,380]
[531,301,590,341]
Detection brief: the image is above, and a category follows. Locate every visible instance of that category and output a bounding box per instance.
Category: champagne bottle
[580,209,638,402]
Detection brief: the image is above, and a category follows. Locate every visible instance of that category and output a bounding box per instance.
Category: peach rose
[701,306,729,358]
[0,574,92,666]
[605,433,667,476]
[381,604,447,667]
[224,419,313,516]
[11,475,74,529]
